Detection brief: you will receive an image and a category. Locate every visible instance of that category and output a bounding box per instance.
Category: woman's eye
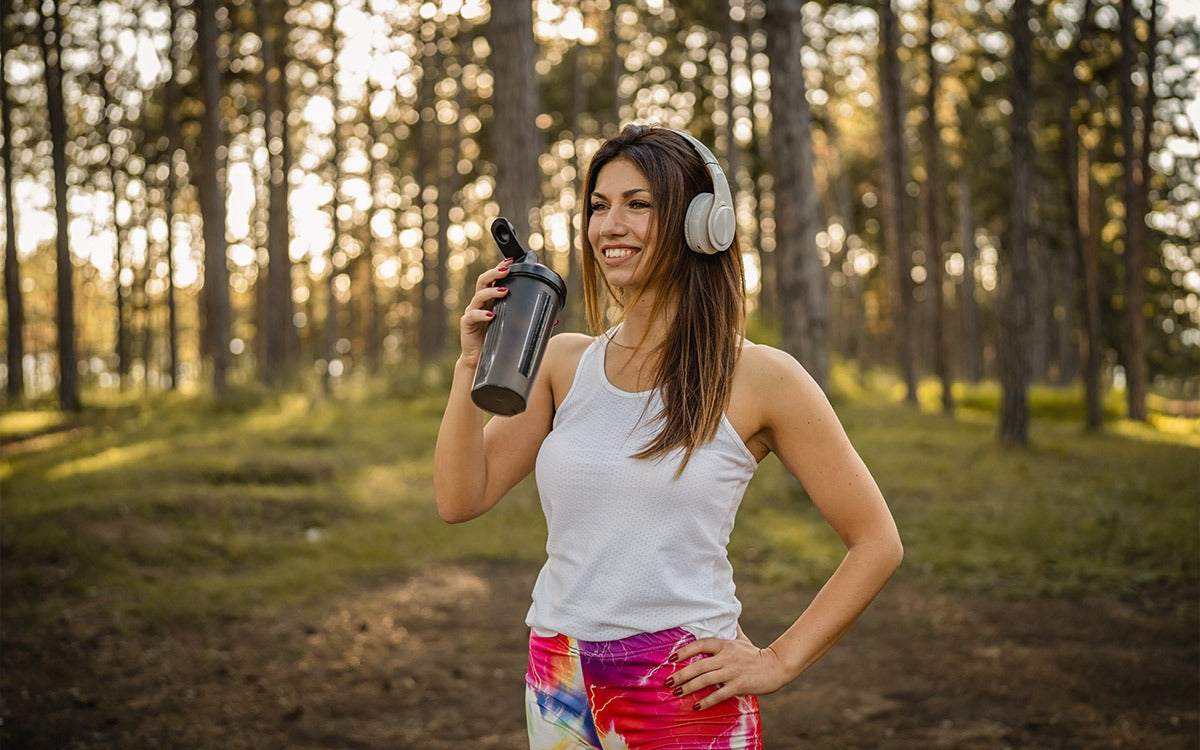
[630,200,652,210]
[590,202,608,212]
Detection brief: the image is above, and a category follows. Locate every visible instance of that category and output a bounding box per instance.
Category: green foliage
[2,380,1196,636]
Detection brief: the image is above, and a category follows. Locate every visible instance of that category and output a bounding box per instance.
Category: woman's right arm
[433,260,556,523]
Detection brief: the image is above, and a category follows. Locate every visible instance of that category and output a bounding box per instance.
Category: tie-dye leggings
[525,627,763,749]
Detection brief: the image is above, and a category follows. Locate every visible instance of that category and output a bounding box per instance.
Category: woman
[434,124,902,749]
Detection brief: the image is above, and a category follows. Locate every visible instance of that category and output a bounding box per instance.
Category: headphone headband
[668,128,736,254]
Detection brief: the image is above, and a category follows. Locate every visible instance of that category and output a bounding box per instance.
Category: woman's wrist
[456,354,480,372]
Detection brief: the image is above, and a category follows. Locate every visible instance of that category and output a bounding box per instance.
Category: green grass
[2,374,1197,633]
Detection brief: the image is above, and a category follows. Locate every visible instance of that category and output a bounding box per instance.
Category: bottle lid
[506,258,567,302]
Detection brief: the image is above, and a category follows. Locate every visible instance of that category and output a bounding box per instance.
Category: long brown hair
[581,124,746,472]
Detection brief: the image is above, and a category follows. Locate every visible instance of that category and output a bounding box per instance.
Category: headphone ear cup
[708,202,736,252]
[684,192,716,254]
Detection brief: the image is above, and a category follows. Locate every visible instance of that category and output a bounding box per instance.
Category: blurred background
[1,0,1198,432]
[3,3,1199,746]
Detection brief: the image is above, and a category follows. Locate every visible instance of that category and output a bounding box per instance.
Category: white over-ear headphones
[669,129,736,255]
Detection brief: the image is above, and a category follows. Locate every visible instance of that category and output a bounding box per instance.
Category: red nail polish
[664,677,674,687]
[484,311,495,318]
[668,653,679,663]
[496,286,508,293]
[673,687,683,697]
[692,703,701,711]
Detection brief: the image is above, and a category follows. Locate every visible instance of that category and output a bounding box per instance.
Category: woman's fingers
[472,260,512,296]
[459,262,511,365]
[664,634,788,710]
[463,284,509,320]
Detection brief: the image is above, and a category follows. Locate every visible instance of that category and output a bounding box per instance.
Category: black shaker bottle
[470,218,567,416]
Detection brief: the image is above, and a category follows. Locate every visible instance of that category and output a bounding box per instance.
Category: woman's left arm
[669,346,903,710]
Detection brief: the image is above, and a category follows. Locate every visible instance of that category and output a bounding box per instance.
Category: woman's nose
[599,208,628,236]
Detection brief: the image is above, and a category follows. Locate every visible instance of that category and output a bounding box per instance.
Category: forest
[3,2,1199,746]
[2,0,1197,440]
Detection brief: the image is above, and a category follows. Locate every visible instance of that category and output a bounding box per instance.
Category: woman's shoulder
[543,331,596,400]
[738,339,803,376]
[545,331,595,360]
[734,339,824,403]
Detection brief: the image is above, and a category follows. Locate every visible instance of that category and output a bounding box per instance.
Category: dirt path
[2,560,1196,749]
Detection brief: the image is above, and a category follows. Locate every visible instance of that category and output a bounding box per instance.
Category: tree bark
[163,0,182,389]
[1083,120,1106,429]
[96,2,131,390]
[364,72,383,370]
[923,0,953,413]
[417,31,444,363]
[1,14,25,400]
[197,0,231,395]
[1118,0,1148,421]
[825,116,865,369]
[489,0,542,240]
[323,0,343,395]
[38,0,80,410]
[878,0,917,403]
[998,0,1034,444]
[765,0,829,391]
[1068,91,1103,430]
[566,15,586,330]
[256,0,294,385]
[956,168,982,383]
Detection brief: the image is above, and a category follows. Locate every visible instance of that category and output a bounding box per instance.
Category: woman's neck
[613,289,674,351]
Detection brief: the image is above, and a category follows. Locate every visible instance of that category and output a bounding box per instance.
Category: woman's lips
[601,246,640,264]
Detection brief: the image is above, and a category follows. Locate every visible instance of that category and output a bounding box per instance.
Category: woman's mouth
[602,247,640,261]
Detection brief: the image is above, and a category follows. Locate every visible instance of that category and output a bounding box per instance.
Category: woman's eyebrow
[590,187,653,200]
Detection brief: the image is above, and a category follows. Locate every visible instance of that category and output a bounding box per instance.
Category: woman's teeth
[604,248,637,258]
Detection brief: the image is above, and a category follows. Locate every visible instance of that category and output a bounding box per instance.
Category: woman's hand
[459,260,511,367]
[665,625,792,711]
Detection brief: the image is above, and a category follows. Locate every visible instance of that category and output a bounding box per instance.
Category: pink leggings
[525,627,763,749]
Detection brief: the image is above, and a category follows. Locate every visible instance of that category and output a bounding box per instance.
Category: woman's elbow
[882,529,904,574]
[434,487,492,524]
[435,497,477,524]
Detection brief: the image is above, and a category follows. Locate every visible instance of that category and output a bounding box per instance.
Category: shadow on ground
[1,560,1196,749]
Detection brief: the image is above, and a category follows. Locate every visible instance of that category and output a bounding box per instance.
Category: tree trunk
[765,0,829,391]
[1066,75,1102,429]
[1070,0,1099,427]
[97,4,131,390]
[436,41,459,359]
[745,6,776,328]
[923,0,953,413]
[256,0,294,385]
[324,0,343,395]
[878,0,917,403]
[417,33,444,363]
[364,74,383,370]
[565,11,586,330]
[722,0,740,184]
[956,168,982,383]
[38,0,79,411]
[1082,122,1105,430]
[197,0,231,395]
[825,116,864,369]
[1,15,25,400]
[998,0,1034,444]
[1118,0,1148,421]
[1029,232,1048,382]
[163,0,182,389]
[490,0,542,239]
[610,2,622,131]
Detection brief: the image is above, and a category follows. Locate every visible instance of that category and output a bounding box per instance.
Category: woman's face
[587,157,659,293]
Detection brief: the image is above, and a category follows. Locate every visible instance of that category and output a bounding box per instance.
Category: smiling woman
[434,124,902,749]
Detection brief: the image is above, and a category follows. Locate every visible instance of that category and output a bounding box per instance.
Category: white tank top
[526,331,759,641]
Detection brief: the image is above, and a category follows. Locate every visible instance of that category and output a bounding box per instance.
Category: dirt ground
[2,559,1196,749]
